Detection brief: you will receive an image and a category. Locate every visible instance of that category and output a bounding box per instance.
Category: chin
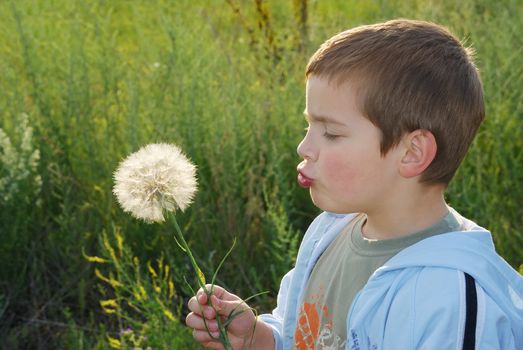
[310,191,357,214]
[310,193,344,213]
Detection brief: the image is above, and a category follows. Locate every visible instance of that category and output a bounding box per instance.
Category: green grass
[0,0,522,348]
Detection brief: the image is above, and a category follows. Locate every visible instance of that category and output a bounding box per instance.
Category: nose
[297,131,316,161]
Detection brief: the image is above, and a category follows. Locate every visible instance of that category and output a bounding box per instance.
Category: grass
[0,0,521,348]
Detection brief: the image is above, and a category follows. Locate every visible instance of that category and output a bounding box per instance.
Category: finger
[201,341,225,350]
[204,285,241,302]
[210,294,249,317]
[198,284,225,300]
[192,329,221,343]
[200,284,245,302]
[198,292,208,305]
[187,296,198,312]
[196,285,224,306]
[187,298,218,319]
[185,312,219,332]
[187,296,202,314]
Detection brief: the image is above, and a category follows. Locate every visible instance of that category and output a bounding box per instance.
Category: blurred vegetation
[0,0,521,348]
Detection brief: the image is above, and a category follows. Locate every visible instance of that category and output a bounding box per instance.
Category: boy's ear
[398,129,437,178]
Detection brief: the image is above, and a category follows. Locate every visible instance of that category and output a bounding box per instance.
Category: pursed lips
[297,165,314,188]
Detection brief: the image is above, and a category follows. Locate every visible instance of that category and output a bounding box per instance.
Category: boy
[186,19,523,349]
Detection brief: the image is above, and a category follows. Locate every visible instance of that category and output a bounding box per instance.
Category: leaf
[211,238,236,287]
[197,267,206,286]
[172,232,187,252]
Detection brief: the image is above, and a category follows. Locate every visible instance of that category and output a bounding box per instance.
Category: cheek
[322,151,359,186]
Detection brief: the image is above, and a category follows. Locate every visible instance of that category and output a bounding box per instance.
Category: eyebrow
[303,111,346,126]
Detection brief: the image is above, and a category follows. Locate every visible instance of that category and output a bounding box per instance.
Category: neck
[362,184,448,240]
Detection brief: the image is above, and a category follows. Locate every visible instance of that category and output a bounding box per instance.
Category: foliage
[87,226,194,349]
[0,0,521,348]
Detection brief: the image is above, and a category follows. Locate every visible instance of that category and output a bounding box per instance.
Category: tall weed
[86,225,194,349]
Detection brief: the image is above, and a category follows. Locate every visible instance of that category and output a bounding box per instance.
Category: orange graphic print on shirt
[294,302,332,349]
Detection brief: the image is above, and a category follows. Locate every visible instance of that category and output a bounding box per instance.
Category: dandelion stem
[166,212,233,350]
[167,212,207,292]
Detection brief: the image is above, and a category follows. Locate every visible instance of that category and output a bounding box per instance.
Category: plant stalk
[167,212,233,350]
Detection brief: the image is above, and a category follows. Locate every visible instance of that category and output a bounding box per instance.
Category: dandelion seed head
[113,143,197,223]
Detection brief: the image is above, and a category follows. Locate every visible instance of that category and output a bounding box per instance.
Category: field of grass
[0,0,522,348]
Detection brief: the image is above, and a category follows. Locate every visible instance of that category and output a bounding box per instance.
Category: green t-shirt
[293,210,464,349]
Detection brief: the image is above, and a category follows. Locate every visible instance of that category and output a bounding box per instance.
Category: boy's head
[306,19,485,185]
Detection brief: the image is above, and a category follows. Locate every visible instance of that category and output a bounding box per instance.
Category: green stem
[166,212,233,350]
[167,212,207,292]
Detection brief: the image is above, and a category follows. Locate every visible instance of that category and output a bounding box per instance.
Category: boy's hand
[186,284,258,349]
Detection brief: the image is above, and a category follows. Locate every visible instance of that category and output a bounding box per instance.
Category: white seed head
[113,143,197,223]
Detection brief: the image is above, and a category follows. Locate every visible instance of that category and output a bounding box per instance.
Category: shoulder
[384,267,465,346]
[384,266,519,349]
[348,267,467,349]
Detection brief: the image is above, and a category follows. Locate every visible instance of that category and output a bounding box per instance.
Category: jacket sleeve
[474,283,518,349]
[381,267,516,350]
[258,268,294,350]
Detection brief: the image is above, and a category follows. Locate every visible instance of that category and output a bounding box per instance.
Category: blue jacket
[259,212,523,349]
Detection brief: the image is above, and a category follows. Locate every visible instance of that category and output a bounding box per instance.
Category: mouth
[297,170,314,188]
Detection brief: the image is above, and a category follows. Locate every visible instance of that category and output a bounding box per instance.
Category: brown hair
[306,19,485,184]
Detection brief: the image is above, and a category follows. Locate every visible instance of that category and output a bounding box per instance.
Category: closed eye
[323,132,340,140]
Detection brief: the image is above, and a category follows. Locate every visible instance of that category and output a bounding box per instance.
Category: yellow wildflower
[116,230,124,256]
[164,265,170,281]
[168,280,176,299]
[147,261,158,278]
[84,255,109,264]
[163,309,176,321]
[107,335,122,349]
[100,299,118,314]
[139,285,148,300]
